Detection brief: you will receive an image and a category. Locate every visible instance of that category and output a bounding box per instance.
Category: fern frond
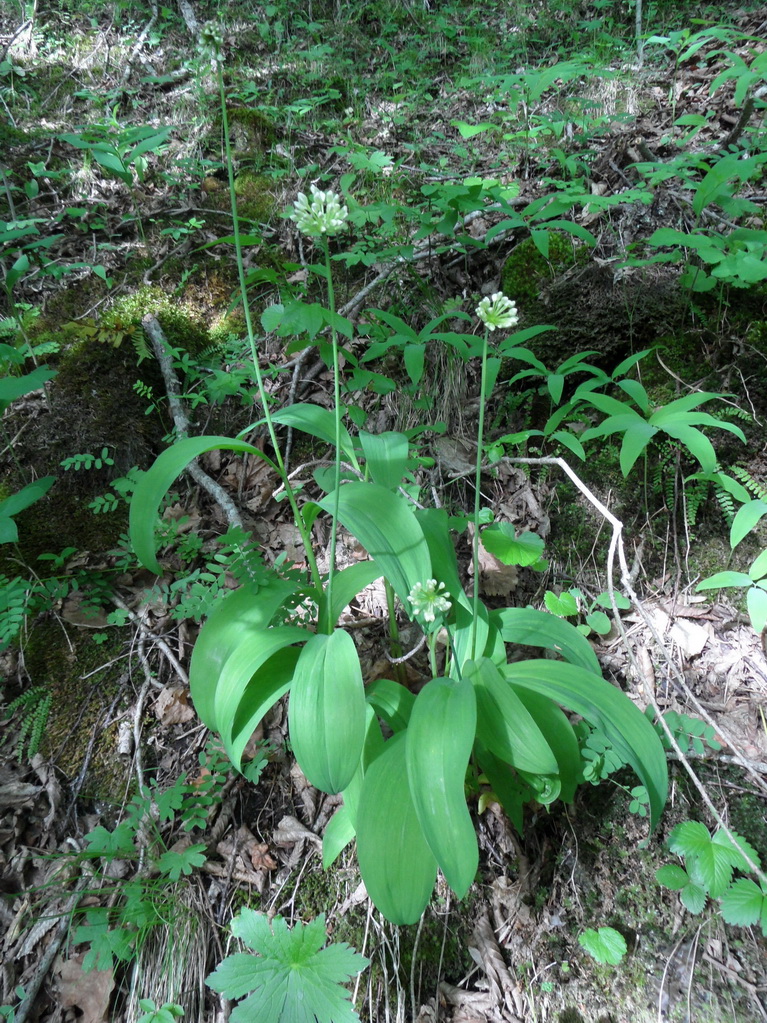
[731,466,767,501]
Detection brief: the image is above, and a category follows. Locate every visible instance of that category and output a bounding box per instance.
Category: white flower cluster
[408,579,452,624]
[290,184,349,237]
[475,292,519,331]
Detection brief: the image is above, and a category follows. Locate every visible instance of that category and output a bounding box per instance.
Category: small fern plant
[206,909,368,1023]
[3,685,51,760]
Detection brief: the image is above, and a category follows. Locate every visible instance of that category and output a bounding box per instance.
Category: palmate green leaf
[320,483,431,607]
[207,909,368,1023]
[157,843,206,881]
[467,658,558,775]
[720,879,767,935]
[129,436,278,574]
[356,733,438,925]
[406,676,478,898]
[289,630,366,794]
[503,660,668,827]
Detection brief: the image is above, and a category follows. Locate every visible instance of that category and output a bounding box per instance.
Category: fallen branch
[143,313,243,529]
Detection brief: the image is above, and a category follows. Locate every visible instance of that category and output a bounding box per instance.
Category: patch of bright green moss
[501,233,588,314]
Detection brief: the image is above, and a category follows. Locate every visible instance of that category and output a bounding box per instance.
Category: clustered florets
[408,579,452,623]
[475,292,519,331]
[290,184,349,237]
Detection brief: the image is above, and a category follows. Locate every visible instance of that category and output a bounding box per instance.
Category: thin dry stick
[143,314,243,529]
[507,456,767,882]
[111,593,189,687]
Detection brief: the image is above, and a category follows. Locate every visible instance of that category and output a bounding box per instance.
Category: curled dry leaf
[154,685,196,726]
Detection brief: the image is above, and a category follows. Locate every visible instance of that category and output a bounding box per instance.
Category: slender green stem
[428,632,439,679]
[471,329,490,659]
[217,63,321,592]
[323,238,342,634]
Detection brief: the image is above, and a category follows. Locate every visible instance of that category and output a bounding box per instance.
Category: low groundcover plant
[127,183,668,926]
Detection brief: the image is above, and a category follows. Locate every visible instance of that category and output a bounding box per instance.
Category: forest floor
[2,2,767,1021]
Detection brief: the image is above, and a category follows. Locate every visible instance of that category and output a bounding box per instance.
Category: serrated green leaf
[680,881,708,914]
[207,909,367,1023]
[578,927,627,965]
[157,843,206,881]
[656,863,690,890]
[720,879,767,932]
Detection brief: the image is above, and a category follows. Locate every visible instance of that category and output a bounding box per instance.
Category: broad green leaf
[476,745,528,833]
[289,630,366,794]
[544,590,579,617]
[578,927,627,965]
[680,880,708,914]
[512,687,581,802]
[749,548,767,581]
[730,499,767,548]
[338,705,386,832]
[619,421,657,476]
[365,677,415,731]
[322,804,355,870]
[129,436,277,574]
[480,524,544,567]
[0,365,57,410]
[467,658,558,775]
[668,822,751,898]
[696,570,752,590]
[323,560,381,628]
[0,475,55,525]
[747,586,767,633]
[406,676,478,897]
[320,483,431,607]
[216,630,306,767]
[356,734,437,925]
[657,422,716,472]
[403,344,425,386]
[491,607,601,675]
[358,431,410,491]
[189,581,298,728]
[503,660,668,827]
[585,610,612,635]
[271,404,359,470]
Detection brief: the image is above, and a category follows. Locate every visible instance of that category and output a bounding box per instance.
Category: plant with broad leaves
[127,84,668,925]
[656,821,767,932]
[206,910,368,1023]
[137,1000,184,1023]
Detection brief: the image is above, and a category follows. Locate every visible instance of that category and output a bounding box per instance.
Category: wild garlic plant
[128,63,668,921]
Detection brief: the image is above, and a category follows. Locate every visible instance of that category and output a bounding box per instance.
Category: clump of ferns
[4,685,52,761]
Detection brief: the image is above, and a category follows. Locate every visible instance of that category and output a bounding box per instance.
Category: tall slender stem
[218,63,321,592]
[471,329,490,659]
[323,238,342,633]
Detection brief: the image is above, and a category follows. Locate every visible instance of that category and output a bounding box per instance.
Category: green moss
[101,285,210,356]
[501,233,588,315]
[226,106,277,152]
[23,620,131,799]
[233,170,278,224]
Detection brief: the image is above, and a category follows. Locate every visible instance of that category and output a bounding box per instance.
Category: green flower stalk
[472,292,519,657]
[290,184,349,630]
